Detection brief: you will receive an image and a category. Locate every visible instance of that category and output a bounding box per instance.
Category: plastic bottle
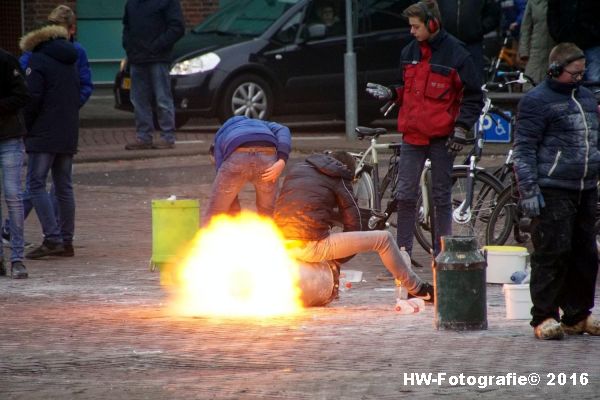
[407,298,425,312]
[510,270,527,284]
[395,299,416,313]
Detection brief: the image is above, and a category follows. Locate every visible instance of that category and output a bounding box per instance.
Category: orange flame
[163,211,303,318]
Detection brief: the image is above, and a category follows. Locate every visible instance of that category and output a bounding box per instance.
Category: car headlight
[170,52,221,75]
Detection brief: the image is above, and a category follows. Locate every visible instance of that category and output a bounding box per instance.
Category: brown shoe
[125,140,153,150]
[152,139,175,149]
[534,318,564,340]
[562,315,600,335]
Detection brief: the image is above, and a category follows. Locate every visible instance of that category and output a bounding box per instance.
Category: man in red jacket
[367,0,483,258]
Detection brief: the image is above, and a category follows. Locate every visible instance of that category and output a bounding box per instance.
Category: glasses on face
[564,69,586,80]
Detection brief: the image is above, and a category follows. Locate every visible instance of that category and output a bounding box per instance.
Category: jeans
[395,137,454,256]
[288,230,424,293]
[529,188,598,327]
[584,46,600,82]
[202,151,278,226]
[130,63,175,144]
[0,139,25,262]
[26,152,75,245]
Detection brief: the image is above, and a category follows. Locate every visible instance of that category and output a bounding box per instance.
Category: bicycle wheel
[414,167,505,251]
[485,186,518,245]
[353,168,375,209]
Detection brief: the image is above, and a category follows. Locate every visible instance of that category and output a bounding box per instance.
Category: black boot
[26,240,64,259]
[11,261,28,279]
[0,258,6,276]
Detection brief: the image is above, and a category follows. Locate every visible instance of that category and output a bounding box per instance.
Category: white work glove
[446,126,469,155]
[366,82,393,100]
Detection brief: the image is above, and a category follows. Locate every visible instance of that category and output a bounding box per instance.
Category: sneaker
[562,315,600,336]
[152,138,175,149]
[125,139,153,150]
[57,243,74,257]
[10,261,28,279]
[534,318,564,340]
[1,229,9,245]
[408,282,434,303]
[0,258,6,276]
[25,240,65,259]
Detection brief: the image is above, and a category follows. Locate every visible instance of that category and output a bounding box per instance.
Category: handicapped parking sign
[477,111,512,143]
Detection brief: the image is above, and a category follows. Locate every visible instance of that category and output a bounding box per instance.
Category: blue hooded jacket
[213,116,292,170]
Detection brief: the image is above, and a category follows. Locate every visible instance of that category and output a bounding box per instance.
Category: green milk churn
[151,198,200,271]
[434,235,487,330]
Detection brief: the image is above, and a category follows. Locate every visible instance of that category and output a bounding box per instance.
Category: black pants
[529,187,598,327]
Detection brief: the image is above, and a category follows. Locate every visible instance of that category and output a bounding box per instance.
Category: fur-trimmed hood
[19,25,77,65]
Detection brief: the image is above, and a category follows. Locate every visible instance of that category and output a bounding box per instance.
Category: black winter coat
[274,154,362,241]
[513,79,600,196]
[122,0,185,64]
[548,0,600,50]
[19,25,79,154]
[438,0,500,45]
[0,48,28,141]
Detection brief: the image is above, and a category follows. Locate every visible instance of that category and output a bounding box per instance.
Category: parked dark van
[114,0,415,126]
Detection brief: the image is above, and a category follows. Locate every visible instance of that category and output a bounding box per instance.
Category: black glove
[446,126,469,155]
[520,193,545,218]
[366,82,393,100]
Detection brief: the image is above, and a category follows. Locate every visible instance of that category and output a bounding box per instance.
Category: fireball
[164,211,303,317]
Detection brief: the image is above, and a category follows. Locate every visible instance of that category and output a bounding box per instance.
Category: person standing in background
[122,0,185,150]
[548,0,600,82]
[518,0,556,86]
[437,0,500,81]
[0,48,29,278]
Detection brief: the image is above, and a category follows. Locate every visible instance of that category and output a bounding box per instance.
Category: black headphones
[416,1,439,33]
[547,53,585,77]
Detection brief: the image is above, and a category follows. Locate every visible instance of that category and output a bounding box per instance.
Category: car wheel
[219,74,273,122]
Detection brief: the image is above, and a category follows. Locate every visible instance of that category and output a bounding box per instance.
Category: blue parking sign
[477,111,512,143]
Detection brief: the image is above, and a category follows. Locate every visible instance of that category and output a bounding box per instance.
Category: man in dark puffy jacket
[0,48,29,278]
[274,152,434,302]
[367,0,483,257]
[19,24,79,260]
[513,42,600,340]
[122,0,184,150]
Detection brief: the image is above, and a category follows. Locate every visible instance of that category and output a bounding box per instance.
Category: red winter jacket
[394,30,483,145]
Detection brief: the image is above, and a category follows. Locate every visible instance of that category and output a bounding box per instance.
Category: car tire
[219,74,273,122]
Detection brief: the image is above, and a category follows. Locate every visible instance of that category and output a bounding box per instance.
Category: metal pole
[344,0,357,140]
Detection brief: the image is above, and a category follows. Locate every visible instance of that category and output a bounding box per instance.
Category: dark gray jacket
[513,78,600,197]
[122,0,185,64]
[274,154,361,241]
[438,0,500,45]
[0,48,29,141]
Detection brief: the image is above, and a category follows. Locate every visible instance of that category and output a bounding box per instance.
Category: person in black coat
[274,152,434,302]
[19,24,79,260]
[122,0,185,150]
[0,48,29,278]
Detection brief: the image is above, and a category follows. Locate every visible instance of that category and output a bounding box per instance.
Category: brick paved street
[0,126,598,399]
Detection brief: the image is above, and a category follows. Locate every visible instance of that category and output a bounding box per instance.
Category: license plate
[121,77,131,90]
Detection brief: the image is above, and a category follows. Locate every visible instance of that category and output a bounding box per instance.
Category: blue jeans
[288,230,424,293]
[130,63,175,144]
[26,153,75,245]
[202,150,278,226]
[584,46,600,82]
[0,139,25,262]
[395,137,454,256]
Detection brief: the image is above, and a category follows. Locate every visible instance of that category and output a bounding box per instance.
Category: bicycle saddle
[355,126,387,139]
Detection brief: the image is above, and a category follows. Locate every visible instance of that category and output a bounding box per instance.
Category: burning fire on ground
[163,211,303,318]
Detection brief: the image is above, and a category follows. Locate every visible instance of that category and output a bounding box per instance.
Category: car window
[274,8,304,44]
[362,0,412,33]
[305,0,347,38]
[192,0,302,36]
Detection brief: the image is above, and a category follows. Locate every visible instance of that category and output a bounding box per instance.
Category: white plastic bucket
[503,283,533,320]
[483,246,528,284]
